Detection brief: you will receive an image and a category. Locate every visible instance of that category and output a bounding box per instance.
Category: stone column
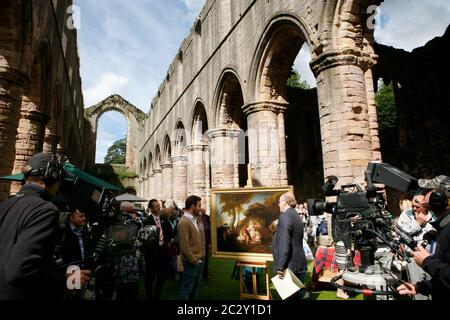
[138,178,144,198]
[171,156,188,209]
[0,67,27,199]
[153,169,162,201]
[186,144,209,200]
[242,101,288,187]
[148,173,154,200]
[10,109,49,193]
[161,163,173,206]
[204,145,211,215]
[13,109,49,172]
[142,176,148,199]
[206,129,241,189]
[365,67,382,162]
[311,50,378,186]
[43,133,60,154]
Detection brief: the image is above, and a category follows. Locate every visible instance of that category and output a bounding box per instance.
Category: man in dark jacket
[143,199,173,300]
[272,192,307,299]
[397,191,450,299]
[0,153,90,300]
[56,208,93,270]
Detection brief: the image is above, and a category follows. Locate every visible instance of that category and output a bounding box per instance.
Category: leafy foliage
[219,193,253,232]
[376,82,398,130]
[104,138,126,164]
[287,67,311,90]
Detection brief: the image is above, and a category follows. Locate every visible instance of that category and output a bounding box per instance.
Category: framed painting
[210,186,294,262]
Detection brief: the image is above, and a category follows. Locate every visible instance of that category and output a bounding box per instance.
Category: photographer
[397,186,450,299]
[116,202,141,300]
[0,153,90,300]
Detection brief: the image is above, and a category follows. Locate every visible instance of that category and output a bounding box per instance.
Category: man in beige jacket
[177,195,205,300]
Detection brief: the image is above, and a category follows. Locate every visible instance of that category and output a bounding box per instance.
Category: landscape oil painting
[210,186,293,262]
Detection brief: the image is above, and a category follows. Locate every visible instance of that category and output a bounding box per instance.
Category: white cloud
[84,72,129,107]
[182,0,204,13]
[375,0,450,51]
[96,111,127,163]
[293,43,316,88]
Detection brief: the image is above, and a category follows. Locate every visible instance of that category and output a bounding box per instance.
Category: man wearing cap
[397,177,450,300]
[0,153,90,299]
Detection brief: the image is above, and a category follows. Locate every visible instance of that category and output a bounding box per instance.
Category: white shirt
[183,212,199,232]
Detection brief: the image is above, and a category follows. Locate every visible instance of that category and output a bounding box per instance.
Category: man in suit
[143,199,173,300]
[272,192,307,299]
[0,153,90,300]
[57,208,93,270]
[178,195,205,300]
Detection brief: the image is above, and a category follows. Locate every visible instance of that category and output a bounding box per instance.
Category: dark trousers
[202,249,210,279]
[144,246,169,300]
[116,282,139,300]
[286,271,307,300]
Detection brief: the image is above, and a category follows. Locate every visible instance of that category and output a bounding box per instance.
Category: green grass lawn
[141,255,363,300]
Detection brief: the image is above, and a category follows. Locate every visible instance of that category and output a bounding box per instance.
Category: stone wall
[137,0,383,212]
[374,26,450,216]
[0,0,86,199]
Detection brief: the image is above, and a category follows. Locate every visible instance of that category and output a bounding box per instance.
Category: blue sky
[74,0,450,163]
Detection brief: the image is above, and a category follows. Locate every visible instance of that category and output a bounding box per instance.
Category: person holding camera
[0,153,91,300]
[397,177,450,300]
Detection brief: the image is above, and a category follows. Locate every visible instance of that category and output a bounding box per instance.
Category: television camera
[307,162,421,297]
[55,174,159,300]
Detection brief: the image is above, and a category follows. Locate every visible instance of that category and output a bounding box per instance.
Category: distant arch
[85,94,146,169]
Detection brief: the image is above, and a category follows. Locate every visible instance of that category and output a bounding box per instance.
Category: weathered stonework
[0,0,86,199]
[137,0,384,212]
[85,94,146,170]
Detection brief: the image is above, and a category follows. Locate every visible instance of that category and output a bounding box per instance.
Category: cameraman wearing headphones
[0,153,90,300]
[397,176,450,300]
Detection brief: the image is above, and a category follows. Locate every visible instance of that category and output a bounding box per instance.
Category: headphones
[44,154,63,185]
[26,154,63,186]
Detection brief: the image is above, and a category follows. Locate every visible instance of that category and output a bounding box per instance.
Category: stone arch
[250,15,314,102]
[85,94,146,169]
[174,120,188,157]
[212,69,246,129]
[190,100,209,145]
[148,152,153,174]
[163,134,172,165]
[154,145,161,169]
[142,157,147,177]
[209,69,248,188]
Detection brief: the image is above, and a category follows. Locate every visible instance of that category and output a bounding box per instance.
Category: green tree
[376,82,397,130]
[220,193,253,232]
[287,67,311,90]
[104,138,126,164]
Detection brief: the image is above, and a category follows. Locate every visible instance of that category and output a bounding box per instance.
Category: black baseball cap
[25,153,56,177]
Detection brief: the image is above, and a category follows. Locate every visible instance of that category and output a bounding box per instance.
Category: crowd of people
[0,152,449,300]
[0,153,212,300]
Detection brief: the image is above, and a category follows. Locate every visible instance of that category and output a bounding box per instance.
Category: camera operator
[116,201,141,300]
[397,184,450,299]
[0,153,90,300]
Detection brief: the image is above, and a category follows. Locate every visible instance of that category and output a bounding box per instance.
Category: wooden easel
[236,165,271,300]
[237,261,271,300]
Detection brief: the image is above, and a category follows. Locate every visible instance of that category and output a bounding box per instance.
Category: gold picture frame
[210,186,294,262]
